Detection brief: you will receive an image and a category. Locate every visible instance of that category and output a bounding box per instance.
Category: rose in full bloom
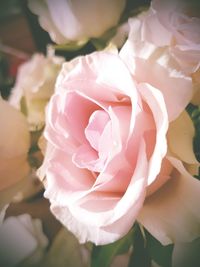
[0,97,30,212]
[28,0,126,46]
[38,51,169,245]
[120,0,200,120]
[9,53,64,130]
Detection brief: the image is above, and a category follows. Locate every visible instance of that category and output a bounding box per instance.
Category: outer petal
[56,52,137,101]
[138,157,200,245]
[138,83,168,185]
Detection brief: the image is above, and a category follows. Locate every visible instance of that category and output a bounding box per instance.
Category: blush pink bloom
[141,0,200,74]
[120,0,200,120]
[39,51,169,245]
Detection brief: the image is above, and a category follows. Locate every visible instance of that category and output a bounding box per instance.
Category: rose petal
[47,139,148,244]
[138,83,168,185]
[85,110,110,151]
[167,111,198,164]
[56,52,138,102]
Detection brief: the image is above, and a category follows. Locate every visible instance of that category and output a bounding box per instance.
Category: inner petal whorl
[85,110,110,151]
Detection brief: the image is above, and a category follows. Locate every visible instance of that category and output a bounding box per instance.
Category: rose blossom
[140,0,200,74]
[120,0,200,120]
[9,53,64,130]
[38,51,169,245]
[28,0,126,46]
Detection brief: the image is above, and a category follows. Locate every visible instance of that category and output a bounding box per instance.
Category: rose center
[85,110,110,152]
[72,109,113,172]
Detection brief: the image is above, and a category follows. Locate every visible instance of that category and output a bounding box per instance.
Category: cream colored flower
[9,53,64,130]
[28,0,126,45]
[0,97,30,213]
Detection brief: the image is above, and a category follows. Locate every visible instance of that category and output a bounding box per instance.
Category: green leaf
[91,226,135,267]
[145,230,174,267]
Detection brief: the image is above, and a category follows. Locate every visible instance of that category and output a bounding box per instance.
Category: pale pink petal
[48,140,148,244]
[120,18,194,121]
[44,149,95,205]
[56,52,138,102]
[72,144,106,172]
[85,110,110,151]
[138,157,200,245]
[142,12,172,46]
[97,121,113,161]
[46,91,99,153]
[63,91,98,144]
[138,83,168,185]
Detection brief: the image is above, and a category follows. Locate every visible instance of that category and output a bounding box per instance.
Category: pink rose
[142,0,200,74]
[39,51,168,245]
[120,0,200,120]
